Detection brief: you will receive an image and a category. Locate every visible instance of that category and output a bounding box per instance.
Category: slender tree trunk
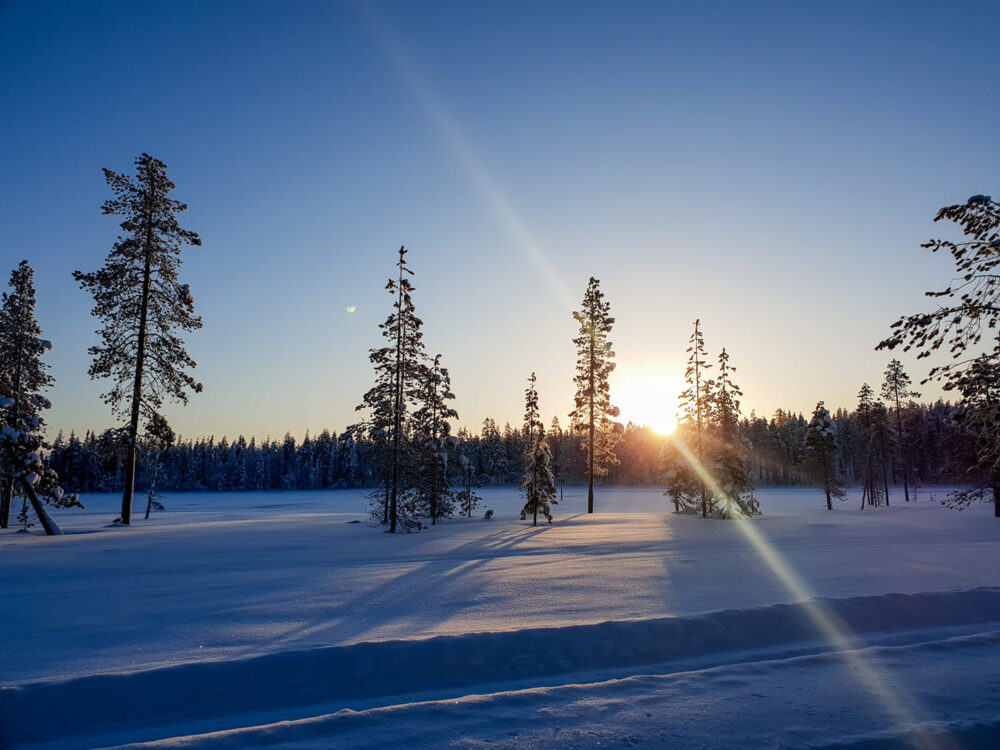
[383,468,390,524]
[1,335,25,528]
[20,476,61,536]
[389,254,405,534]
[120,215,155,525]
[587,333,595,514]
[894,390,910,502]
[994,483,999,519]
[879,422,890,506]
[0,474,12,528]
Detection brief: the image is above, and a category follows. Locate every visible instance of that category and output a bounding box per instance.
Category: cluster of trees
[347,251,610,531]
[2,151,998,532]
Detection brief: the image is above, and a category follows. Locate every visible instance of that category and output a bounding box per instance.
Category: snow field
[2,486,999,748]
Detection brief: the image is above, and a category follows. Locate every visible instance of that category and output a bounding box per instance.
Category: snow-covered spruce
[0,260,81,534]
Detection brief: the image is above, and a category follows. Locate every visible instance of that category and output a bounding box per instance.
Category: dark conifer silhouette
[806,402,846,510]
[74,154,202,525]
[569,277,620,513]
[881,359,919,502]
[0,260,80,533]
[878,194,1000,515]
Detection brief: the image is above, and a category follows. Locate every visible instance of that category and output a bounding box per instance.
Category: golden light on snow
[346,305,356,313]
[668,433,936,744]
[612,368,684,435]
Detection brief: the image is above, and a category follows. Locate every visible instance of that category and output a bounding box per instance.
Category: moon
[346,305,356,313]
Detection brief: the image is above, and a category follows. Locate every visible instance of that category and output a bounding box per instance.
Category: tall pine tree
[677,319,712,517]
[709,347,758,517]
[0,260,80,533]
[74,154,202,525]
[881,359,918,502]
[521,374,557,525]
[878,194,1000,515]
[413,354,458,524]
[357,246,426,532]
[569,277,620,513]
[806,401,846,510]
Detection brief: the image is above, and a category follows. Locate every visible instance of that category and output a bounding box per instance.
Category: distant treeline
[47,399,973,496]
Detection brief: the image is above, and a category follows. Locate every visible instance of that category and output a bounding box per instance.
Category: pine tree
[521,423,557,526]
[878,194,1000,515]
[856,383,885,508]
[520,372,542,520]
[677,319,713,517]
[806,402,846,510]
[0,260,80,533]
[709,348,758,517]
[142,412,174,519]
[413,354,458,524]
[73,154,202,525]
[881,359,919,502]
[455,453,482,518]
[569,277,620,513]
[357,246,426,532]
[947,355,1000,515]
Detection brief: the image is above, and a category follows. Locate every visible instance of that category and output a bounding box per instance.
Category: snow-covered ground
[2,486,999,749]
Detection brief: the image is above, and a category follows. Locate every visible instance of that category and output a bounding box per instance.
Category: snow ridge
[3,587,1000,748]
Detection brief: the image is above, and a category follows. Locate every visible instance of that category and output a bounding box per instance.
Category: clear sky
[2,0,998,442]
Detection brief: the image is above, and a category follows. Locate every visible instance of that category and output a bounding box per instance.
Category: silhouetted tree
[0,261,80,533]
[709,348,758,517]
[806,402,845,510]
[569,277,620,513]
[413,354,458,524]
[74,154,202,525]
[878,194,1000,515]
[881,359,919,501]
[357,246,426,532]
[678,319,712,516]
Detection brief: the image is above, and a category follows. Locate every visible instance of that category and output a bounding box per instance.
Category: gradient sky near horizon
[2,0,999,442]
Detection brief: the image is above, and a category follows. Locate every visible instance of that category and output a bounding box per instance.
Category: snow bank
[3,587,999,748]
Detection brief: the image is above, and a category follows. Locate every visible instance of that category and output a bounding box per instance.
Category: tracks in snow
[3,587,1000,749]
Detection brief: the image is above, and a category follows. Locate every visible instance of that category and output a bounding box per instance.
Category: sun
[612,368,684,436]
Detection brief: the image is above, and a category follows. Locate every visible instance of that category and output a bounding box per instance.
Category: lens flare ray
[669,432,947,749]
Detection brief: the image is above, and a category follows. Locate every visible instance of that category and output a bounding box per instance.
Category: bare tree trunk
[383,469,390,524]
[121,219,154,525]
[20,476,61,536]
[894,391,911,502]
[0,474,12,528]
[587,334,595,514]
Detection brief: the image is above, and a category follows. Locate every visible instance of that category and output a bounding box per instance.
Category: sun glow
[613,369,685,436]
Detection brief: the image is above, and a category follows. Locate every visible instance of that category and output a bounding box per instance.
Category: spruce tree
[142,412,174,519]
[455,453,482,518]
[806,402,846,510]
[521,420,557,526]
[413,354,458,524]
[74,154,202,525]
[856,383,885,508]
[569,277,620,513]
[881,359,919,502]
[709,348,758,517]
[0,260,80,533]
[520,372,543,520]
[878,194,1000,514]
[677,319,712,517]
[357,246,426,532]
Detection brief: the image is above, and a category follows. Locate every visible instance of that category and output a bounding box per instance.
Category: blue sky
[1,0,998,441]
